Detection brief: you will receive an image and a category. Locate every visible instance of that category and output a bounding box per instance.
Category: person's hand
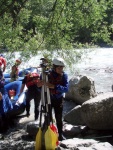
[3,67,5,72]
[37,80,44,87]
[45,82,55,89]
[0,92,3,100]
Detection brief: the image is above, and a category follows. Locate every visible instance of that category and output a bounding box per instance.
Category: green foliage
[0,0,113,66]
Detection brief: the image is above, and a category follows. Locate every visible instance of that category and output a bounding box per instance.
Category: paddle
[46,75,59,146]
[35,115,42,150]
[35,69,45,150]
[44,74,58,149]
[35,88,44,150]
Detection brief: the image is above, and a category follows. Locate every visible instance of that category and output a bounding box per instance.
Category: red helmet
[16,59,21,64]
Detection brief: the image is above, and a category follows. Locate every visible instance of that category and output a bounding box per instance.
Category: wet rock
[26,121,39,136]
[63,123,83,138]
[81,92,113,129]
[64,105,85,125]
[58,138,113,150]
[65,75,97,104]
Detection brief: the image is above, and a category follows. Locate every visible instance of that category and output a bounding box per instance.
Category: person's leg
[52,97,65,141]
[34,90,41,120]
[54,102,63,135]
[1,114,9,132]
[25,90,32,117]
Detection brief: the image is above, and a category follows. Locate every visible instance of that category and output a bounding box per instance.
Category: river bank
[1,99,113,150]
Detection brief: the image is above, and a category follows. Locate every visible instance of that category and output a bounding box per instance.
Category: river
[3,48,113,122]
[5,48,113,93]
[72,48,113,93]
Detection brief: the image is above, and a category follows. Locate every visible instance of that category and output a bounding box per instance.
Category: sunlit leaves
[0,0,113,67]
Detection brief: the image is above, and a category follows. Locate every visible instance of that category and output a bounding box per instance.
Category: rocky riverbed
[1,100,113,150]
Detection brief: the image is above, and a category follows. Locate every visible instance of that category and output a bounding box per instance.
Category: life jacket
[48,71,64,94]
[0,57,6,73]
[26,73,40,87]
[0,57,6,67]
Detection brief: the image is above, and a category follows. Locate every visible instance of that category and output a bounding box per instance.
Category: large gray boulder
[64,105,85,125]
[81,92,113,130]
[65,75,97,104]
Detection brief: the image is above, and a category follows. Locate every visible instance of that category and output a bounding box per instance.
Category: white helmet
[52,58,65,67]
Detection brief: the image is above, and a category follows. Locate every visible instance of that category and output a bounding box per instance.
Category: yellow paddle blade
[53,132,59,146]
[51,131,58,148]
[45,126,57,150]
[35,127,42,150]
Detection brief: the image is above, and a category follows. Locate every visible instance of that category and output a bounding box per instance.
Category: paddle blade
[50,124,59,146]
[45,126,57,150]
[35,128,42,150]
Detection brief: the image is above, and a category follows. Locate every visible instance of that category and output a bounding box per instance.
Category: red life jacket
[0,57,6,72]
[48,72,63,94]
[26,73,39,87]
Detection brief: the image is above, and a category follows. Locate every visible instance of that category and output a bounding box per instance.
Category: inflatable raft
[4,67,39,85]
[3,67,38,78]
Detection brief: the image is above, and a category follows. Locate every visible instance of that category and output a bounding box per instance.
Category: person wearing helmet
[10,59,22,82]
[18,72,41,120]
[43,57,69,141]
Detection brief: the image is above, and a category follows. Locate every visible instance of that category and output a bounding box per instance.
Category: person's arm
[18,77,26,96]
[3,58,6,72]
[37,79,44,87]
[55,73,69,93]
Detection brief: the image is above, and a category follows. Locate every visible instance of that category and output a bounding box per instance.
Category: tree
[0,0,113,66]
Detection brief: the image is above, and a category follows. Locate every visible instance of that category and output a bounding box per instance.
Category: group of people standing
[0,55,69,141]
